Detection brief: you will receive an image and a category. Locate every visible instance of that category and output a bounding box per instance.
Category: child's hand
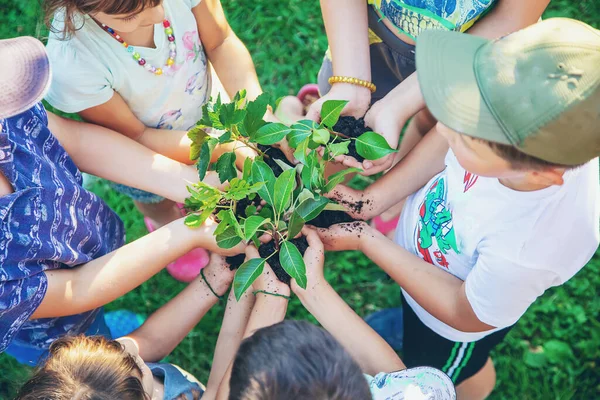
[291,227,328,295]
[325,185,373,220]
[316,221,373,252]
[201,252,235,297]
[246,245,290,298]
[306,83,371,123]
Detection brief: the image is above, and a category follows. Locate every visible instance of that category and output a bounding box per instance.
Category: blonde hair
[16,335,149,400]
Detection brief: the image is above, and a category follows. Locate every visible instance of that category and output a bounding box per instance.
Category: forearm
[33,219,209,319]
[130,275,229,362]
[360,231,492,332]
[137,127,196,165]
[321,0,370,80]
[355,127,448,219]
[205,289,255,399]
[468,0,549,39]
[298,283,405,375]
[208,33,262,101]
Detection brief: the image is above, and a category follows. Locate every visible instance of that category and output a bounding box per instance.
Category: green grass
[0,1,599,399]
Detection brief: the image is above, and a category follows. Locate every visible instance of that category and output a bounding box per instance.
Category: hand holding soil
[291,227,328,295]
[325,185,373,220]
[246,245,291,298]
[306,83,371,122]
[316,221,371,252]
[201,252,235,296]
[197,217,247,256]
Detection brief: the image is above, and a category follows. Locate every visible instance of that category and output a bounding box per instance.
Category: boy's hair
[476,138,583,171]
[15,335,149,400]
[44,0,162,39]
[229,320,372,400]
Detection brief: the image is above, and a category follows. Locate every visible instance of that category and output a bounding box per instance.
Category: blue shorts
[4,308,111,366]
[110,182,165,204]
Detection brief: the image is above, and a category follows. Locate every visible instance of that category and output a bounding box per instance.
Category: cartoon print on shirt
[185,71,209,102]
[414,176,459,268]
[156,109,183,130]
[182,31,204,63]
[463,171,478,192]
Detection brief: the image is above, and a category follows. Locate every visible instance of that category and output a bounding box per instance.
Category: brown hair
[44,0,162,39]
[15,335,149,400]
[476,139,582,171]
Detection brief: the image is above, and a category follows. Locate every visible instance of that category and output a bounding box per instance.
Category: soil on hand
[257,144,294,177]
[308,210,355,228]
[332,116,372,162]
[226,254,246,271]
[258,237,309,285]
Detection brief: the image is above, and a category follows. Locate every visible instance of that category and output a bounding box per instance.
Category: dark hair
[477,139,582,171]
[44,0,162,39]
[15,335,149,400]
[229,320,372,400]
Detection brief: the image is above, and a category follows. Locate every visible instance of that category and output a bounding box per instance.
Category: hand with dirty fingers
[291,227,328,294]
[316,221,375,252]
[246,245,291,298]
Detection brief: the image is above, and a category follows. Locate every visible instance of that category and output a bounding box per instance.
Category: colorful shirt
[368,0,497,40]
[148,363,204,400]
[0,104,124,352]
[366,367,456,399]
[46,0,209,131]
[395,150,600,342]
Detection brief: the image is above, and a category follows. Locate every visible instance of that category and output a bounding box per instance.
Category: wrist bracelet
[328,76,376,93]
[252,290,291,301]
[200,269,224,300]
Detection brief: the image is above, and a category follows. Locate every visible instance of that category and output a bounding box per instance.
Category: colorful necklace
[100,19,176,76]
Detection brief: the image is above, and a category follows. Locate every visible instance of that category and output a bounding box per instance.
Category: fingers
[302,226,324,252]
[244,245,260,259]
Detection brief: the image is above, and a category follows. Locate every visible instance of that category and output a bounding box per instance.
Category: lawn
[1,0,599,399]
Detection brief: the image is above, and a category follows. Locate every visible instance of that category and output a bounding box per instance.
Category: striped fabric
[0,103,124,353]
[442,341,476,382]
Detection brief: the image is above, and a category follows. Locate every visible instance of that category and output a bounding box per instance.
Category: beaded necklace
[100,19,176,76]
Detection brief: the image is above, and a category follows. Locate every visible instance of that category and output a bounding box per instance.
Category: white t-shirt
[395,150,600,342]
[46,0,210,131]
[366,367,456,399]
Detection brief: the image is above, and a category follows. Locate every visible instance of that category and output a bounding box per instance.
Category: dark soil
[332,116,372,162]
[308,210,355,228]
[257,144,294,177]
[235,196,261,218]
[226,237,309,285]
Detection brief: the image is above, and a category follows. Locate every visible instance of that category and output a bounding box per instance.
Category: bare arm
[329,126,449,220]
[193,0,262,101]
[204,289,255,399]
[31,219,239,319]
[47,112,226,203]
[127,255,234,362]
[467,0,550,38]
[293,228,405,376]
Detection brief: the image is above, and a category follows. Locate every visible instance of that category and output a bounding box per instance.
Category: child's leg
[456,358,497,400]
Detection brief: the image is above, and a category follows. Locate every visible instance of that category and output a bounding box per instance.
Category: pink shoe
[372,215,400,235]
[297,84,320,105]
[144,216,210,283]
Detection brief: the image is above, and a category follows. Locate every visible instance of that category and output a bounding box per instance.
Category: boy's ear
[530,168,565,186]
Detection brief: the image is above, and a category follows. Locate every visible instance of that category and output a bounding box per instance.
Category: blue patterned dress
[0,103,124,357]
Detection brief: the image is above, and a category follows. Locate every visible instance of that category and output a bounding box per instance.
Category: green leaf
[216,152,237,183]
[328,141,350,158]
[320,100,348,129]
[273,169,296,214]
[355,132,397,160]
[244,216,270,241]
[233,89,247,109]
[301,151,318,190]
[219,101,246,128]
[312,128,330,145]
[225,178,265,201]
[217,130,232,144]
[543,340,574,364]
[184,214,204,228]
[296,188,314,205]
[255,123,291,145]
[216,226,243,249]
[293,138,309,165]
[323,167,362,193]
[209,110,225,130]
[233,258,265,301]
[295,196,330,222]
[524,347,547,369]
[259,205,274,220]
[244,93,270,138]
[242,157,253,181]
[287,212,305,239]
[287,120,317,148]
[213,217,231,236]
[187,126,209,160]
[251,160,276,206]
[197,138,218,181]
[245,205,257,217]
[279,241,307,289]
[217,209,243,238]
[273,158,294,173]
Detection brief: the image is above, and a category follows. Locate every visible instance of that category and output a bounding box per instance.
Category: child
[317,18,600,399]
[208,229,456,399]
[15,254,235,400]
[43,0,272,278]
[0,36,242,366]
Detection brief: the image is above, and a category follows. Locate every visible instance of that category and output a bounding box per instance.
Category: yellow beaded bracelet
[328,76,377,93]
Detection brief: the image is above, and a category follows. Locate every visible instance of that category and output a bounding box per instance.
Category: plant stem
[327,128,351,140]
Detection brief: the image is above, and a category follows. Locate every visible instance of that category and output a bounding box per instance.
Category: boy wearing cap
[0,37,241,365]
[318,18,600,398]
